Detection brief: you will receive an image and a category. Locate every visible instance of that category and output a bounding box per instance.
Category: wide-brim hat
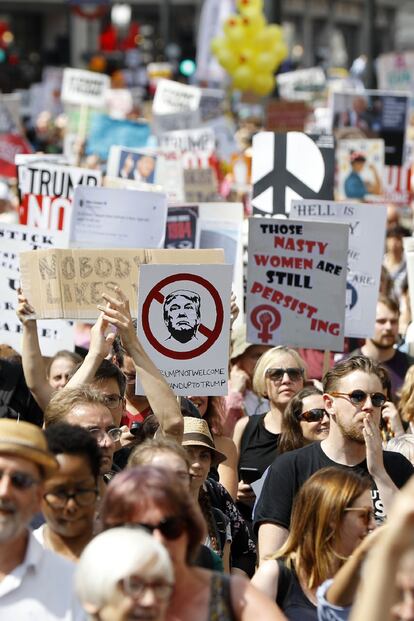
[0,419,58,478]
[182,417,227,465]
[230,325,252,361]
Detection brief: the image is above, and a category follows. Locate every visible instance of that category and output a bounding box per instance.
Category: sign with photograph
[336,139,385,200]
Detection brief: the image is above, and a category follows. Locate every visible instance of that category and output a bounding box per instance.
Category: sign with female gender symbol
[136,263,233,396]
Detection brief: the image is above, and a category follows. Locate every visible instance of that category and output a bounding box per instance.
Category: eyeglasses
[102,394,124,409]
[124,373,136,385]
[129,516,186,540]
[265,368,304,382]
[298,408,328,423]
[122,575,174,601]
[0,470,40,491]
[330,390,386,408]
[44,488,98,509]
[344,507,375,526]
[88,427,123,442]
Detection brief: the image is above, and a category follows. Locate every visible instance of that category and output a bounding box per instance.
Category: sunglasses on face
[0,470,40,491]
[344,506,375,526]
[330,390,386,408]
[44,488,98,509]
[130,516,186,540]
[265,367,304,382]
[298,408,328,423]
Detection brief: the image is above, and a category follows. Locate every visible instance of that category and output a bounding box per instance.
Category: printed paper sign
[331,90,410,166]
[336,139,385,201]
[377,52,414,95]
[18,163,101,232]
[277,67,326,101]
[136,263,233,396]
[19,248,225,320]
[61,68,110,108]
[252,132,335,216]
[158,127,215,169]
[107,146,158,183]
[164,206,199,249]
[246,217,348,350]
[290,200,386,338]
[70,186,167,249]
[153,79,201,115]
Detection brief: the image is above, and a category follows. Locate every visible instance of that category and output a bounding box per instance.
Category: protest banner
[136,263,233,396]
[18,163,102,232]
[277,67,326,101]
[19,248,225,320]
[61,68,110,108]
[265,100,310,132]
[377,52,414,96]
[0,312,75,358]
[246,217,348,350]
[85,114,150,161]
[164,206,199,249]
[331,90,410,166]
[335,139,385,201]
[252,132,335,216]
[290,200,387,338]
[184,168,218,202]
[158,127,215,169]
[153,79,202,115]
[70,186,167,249]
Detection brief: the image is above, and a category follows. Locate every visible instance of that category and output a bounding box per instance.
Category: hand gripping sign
[137,263,233,396]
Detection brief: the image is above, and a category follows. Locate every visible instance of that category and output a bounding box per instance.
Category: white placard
[153,79,201,115]
[69,186,167,249]
[61,68,110,108]
[277,67,326,101]
[290,200,387,338]
[246,217,348,350]
[136,263,233,396]
[159,127,215,168]
[0,311,75,357]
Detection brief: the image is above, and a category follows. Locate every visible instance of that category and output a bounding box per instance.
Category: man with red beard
[254,355,413,562]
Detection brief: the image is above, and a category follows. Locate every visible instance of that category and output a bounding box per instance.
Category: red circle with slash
[142,273,224,360]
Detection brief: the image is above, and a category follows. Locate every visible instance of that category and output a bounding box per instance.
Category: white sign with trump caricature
[136,263,233,395]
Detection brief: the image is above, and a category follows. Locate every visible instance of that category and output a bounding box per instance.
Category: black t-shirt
[254,441,414,533]
[238,414,280,480]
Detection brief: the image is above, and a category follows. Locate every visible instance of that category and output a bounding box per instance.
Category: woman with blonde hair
[398,365,414,432]
[252,467,374,620]
[233,347,306,511]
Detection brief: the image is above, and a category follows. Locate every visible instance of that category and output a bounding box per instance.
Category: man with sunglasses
[255,355,413,563]
[0,419,84,619]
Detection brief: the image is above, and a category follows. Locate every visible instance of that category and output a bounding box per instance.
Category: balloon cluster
[211,0,288,96]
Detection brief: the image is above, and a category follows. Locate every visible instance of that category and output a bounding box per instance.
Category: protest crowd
[4,2,414,620]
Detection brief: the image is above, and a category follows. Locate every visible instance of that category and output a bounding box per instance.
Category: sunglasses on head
[0,470,40,491]
[131,516,186,540]
[298,408,328,423]
[265,367,304,382]
[330,390,386,408]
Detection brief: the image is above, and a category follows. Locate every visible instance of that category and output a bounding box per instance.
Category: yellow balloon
[232,64,254,90]
[223,15,242,36]
[216,46,239,73]
[210,36,224,55]
[241,12,266,34]
[273,41,289,62]
[251,72,275,96]
[236,0,263,14]
[252,51,279,72]
[255,24,283,49]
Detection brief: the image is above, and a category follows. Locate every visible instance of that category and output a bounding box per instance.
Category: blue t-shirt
[344,171,366,199]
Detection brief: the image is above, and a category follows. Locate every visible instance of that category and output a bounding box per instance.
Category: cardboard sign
[136,263,233,396]
[61,68,110,108]
[158,127,215,169]
[153,79,201,115]
[164,206,199,249]
[290,200,387,338]
[265,100,310,132]
[18,163,102,232]
[246,217,348,350]
[277,67,326,102]
[331,90,410,166]
[70,186,167,249]
[377,52,414,95]
[184,168,218,202]
[336,139,385,201]
[19,248,225,320]
[252,132,335,216]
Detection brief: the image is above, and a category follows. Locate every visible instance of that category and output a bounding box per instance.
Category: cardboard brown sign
[19,248,224,319]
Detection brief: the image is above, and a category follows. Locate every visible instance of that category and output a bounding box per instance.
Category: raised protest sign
[153,79,201,115]
[290,200,387,338]
[164,206,199,249]
[136,263,233,396]
[252,132,335,215]
[18,163,101,232]
[19,248,225,320]
[336,139,385,201]
[70,186,167,249]
[246,217,348,350]
[0,312,75,358]
[85,114,150,161]
[331,90,410,166]
[184,168,218,202]
[158,127,215,169]
[377,52,414,96]
[61,68,110,108]
[277,67,326,101]
[0,96,33,177]
[107,146,158,183]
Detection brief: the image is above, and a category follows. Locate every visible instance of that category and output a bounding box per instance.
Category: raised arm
[98,287,183,441]
[16,289,53,411]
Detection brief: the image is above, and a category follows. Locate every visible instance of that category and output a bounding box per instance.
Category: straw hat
[0,419,58,478]
[182,417,226,465]
[230,325,252,361]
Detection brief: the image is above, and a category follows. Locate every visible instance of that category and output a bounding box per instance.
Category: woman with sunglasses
[34,423,101,561]
[76,526,174,621]
[233,347,306,512]
[252,467,374,620]
[101,465,285,621]
[278,387,329,455]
